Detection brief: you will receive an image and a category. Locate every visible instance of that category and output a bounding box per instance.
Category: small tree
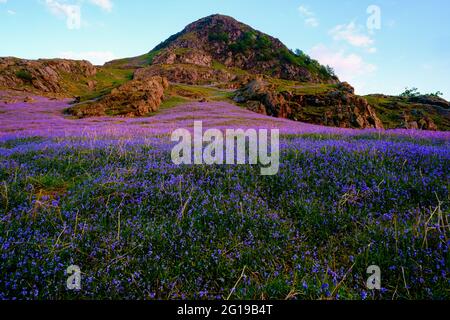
[428,91,443,97]
[400,87,420,98]
[325,65,336,77]
[294,49,303,57]
[400,87,444,98]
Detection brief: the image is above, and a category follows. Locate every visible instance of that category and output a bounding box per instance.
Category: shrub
[325,65,336,77]
[400,87,421,98]
[278,49,298,65]
[257,48,275,61]
[229,31,258,53]
[428,91,443,97]
[255,34,272,50]
[400,88,445,99]
[15,70,33,83]
[208,32,229,43]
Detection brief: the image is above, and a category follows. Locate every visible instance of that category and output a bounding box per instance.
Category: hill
[0,14,448,130]
[106,14,338,84]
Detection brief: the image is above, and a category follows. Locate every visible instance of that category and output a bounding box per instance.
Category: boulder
[402,113,438,131]
[68,76,169,118]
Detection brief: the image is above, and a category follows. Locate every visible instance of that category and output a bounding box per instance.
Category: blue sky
[1,0,449,99]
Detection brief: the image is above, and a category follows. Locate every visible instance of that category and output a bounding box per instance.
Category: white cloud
[89,0,112,12]
[60,51,117,65]
[0,0,7,4]
[298,5,319,28]
[330,22,376,52]
[309,44,377,82]
[304,17,319,28]
[45,0,81,30]
[43,0,113,30]
[7,9,15,15]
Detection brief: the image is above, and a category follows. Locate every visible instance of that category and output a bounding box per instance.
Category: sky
[0,0,449,99]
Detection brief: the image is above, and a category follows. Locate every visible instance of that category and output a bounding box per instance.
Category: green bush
[15,70,33,83]
[208,32,229,42]
[278,49,298,65]
[400,87,421,98]
[255,34,272,49]
[229,31,258,53]
[257,48,275,61]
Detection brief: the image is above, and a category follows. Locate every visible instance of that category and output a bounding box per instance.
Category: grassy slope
[365,95,450,131]
[64,68,134,102]
[103,51,161,69]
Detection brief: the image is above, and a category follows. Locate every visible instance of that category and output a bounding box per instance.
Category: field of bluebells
[0,92,449,300]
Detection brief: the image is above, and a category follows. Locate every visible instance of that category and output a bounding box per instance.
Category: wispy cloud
[43,0,113,30]
[330,22,376,52]
[44,0,81,30]
[0,0,8,4]
[7,9,15,15]
[88,0,113,12]
[60,50,117,65]
[309,44,377,82]
[298,5,319,28]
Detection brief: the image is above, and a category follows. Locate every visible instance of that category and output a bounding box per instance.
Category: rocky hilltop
[108,14,338,84]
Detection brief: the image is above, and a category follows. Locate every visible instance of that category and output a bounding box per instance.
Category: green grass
[158,96,189,111]
[365,94,450,131]
[63,68,133,102]
[104,50,161,69]
[212,60,227,70]
[169,84,233,101]
[266,78,336,95]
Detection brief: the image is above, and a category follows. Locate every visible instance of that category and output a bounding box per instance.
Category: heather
[0,95,449,300]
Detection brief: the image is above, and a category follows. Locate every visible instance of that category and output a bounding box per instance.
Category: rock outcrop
[68,76,168,118]
[234,79,384,129]
[401,113,438,131]
[0,57,97,94]
[366,94,449,131]
[152,49,213,68]
[134,64,235,85]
